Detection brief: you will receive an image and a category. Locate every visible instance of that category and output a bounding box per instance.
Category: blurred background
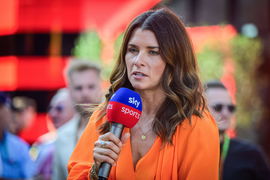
[0,0,269,161]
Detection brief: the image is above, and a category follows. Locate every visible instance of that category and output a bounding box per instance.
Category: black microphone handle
[98,122,124,180]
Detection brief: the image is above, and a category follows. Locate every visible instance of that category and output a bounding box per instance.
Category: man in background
[48,88,75,129]
[32,88,75,180]
[0,92,34,179]
[205,80,270,180]
[52,59,103,180]
[11,96,37,136]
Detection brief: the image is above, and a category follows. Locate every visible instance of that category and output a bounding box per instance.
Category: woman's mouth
[132,71,147,78]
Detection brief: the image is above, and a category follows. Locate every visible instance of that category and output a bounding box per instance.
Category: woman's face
[125,28,166,92]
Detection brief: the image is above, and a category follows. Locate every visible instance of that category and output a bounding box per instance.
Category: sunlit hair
[98,8,206,144]
[64,58,101,86]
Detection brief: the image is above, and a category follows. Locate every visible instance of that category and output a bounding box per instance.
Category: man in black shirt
[205,80,270,180]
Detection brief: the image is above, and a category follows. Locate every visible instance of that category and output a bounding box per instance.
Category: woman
[68,8,219,180]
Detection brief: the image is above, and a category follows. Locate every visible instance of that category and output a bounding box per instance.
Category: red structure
[0,0,160,35]
[0,0,161,143]
[0,0,238,143]
[0,25,237,91]
[0,0,161,91]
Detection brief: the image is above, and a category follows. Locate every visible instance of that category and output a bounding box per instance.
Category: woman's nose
[133,52,145,67]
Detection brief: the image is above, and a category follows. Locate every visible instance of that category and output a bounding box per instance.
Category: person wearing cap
[205,80,270,180]
[0,92,35,179]
[11,96,37,144]
[11,96,37,136]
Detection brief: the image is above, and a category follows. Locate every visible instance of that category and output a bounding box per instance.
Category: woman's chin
[133,86,144,91]
[131,84,145,90]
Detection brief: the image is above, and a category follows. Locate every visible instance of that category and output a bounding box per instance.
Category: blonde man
[52,59,103,180]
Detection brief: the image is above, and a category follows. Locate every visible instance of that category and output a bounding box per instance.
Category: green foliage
[231,36,262,132]
[232,36,261,72]
[197,34,262,139]
[72,31,125,81]
[72,31,102,65]
[113,33,124,60]
[197,46,224,82]
[100,34,124,80]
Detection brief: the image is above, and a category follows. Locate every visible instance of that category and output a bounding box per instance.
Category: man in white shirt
[52,59,103,180]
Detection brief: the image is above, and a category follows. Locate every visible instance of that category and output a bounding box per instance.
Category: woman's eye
[149,50,160,55]
[127,47,138,53]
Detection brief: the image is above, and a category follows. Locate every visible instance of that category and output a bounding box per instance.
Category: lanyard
[219,134,230,180]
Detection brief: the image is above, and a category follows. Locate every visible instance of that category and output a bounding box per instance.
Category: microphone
[98,88,142,180]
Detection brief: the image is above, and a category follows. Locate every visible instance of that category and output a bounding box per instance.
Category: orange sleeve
[67,111,104,180]
[181,111,220,180]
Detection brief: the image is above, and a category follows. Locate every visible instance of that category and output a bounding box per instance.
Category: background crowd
[0,0,270,180]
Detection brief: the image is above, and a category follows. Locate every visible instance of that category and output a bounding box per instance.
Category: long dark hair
[97,8,206,144]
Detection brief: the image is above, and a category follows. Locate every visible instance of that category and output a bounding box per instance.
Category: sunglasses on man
[48,105,64,113]
[211,103,236,113]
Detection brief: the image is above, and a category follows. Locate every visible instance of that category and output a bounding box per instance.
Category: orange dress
[68,110,220,180]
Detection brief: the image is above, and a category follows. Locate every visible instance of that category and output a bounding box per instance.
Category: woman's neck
[137,89,166,118]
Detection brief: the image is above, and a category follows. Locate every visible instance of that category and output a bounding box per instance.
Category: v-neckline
[115,129,161,180]
[128,135,159,172]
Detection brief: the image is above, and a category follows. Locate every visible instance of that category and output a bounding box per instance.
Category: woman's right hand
[93,132,130,168]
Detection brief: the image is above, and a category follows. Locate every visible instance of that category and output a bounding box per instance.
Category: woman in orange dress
[68,8,219,180]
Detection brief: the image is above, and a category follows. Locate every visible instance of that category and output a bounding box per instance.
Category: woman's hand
[93,132,130,168]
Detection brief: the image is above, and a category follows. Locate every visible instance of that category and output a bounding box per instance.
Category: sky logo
[109,88,142,111]
[128,97,140,108]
